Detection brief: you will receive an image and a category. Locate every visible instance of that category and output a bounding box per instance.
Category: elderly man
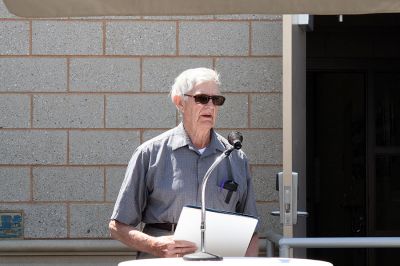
[109,68,259,259]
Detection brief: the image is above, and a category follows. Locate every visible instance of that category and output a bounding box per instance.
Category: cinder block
[33,95,104,128]
[32,21,102,55]
[70,203,114,238]
[0,95,30,128]
[251,165,281,202]
[256,202,282,234]
[215,94,248,129]
[216,58,282,92]
[252,22,282,56]
[33,167,104,201]
[250,93,282,128]
[218,129,282,164]
[142,58,213,92]
[142,129,168,143]
[69,130,140,164]
[0,58,67,92]
[0,203,67,238]
[0,21,29,55]
[70,58,140,92]
[105,167,126,202]
[0,256,136,266]
[0,167,30,201]
[106,95,176,128]
[179,22,249,56]
[106,21,176,55]
[0,131,67,164]
[244,130,282,164]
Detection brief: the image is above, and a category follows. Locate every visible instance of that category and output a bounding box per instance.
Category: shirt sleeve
[110,147,149,226]
[236,155,260,232]
[239,158,258,215]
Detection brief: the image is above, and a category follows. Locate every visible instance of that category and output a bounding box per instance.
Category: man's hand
[150,235,197,258]
[109,220,197,258]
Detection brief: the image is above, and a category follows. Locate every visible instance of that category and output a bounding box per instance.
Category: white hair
[170,68,220,102]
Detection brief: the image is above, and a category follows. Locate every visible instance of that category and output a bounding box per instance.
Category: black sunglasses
[184,94,226,106]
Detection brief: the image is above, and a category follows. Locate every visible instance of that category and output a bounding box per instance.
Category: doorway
[306,15,400,266]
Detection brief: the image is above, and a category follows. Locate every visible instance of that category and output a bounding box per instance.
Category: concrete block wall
[0,0,282,241]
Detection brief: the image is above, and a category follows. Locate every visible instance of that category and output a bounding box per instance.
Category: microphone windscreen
[228,131,243,149]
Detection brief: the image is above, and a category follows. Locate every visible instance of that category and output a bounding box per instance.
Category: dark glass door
[307,70,400,266]
[306,14,400,266]
[369,72,400,265]
[306,71,367,266]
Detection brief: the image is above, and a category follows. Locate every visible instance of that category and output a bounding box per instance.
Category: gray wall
[0,0,282,241]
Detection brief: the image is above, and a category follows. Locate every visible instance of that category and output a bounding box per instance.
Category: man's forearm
[109,220,156,254]
[109,219,198,258]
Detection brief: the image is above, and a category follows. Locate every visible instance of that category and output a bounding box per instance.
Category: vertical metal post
[266,239,274,257]
[280,244,290,258]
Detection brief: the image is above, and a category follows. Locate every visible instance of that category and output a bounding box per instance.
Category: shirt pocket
[212,182,240,212]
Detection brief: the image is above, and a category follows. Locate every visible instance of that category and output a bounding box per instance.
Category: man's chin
[197,120,215,129]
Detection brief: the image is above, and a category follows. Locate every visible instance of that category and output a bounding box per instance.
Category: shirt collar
[169,123,191,151]
[170,123,226,153]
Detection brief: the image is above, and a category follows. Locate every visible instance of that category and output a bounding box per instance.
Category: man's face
[181,81,221,132]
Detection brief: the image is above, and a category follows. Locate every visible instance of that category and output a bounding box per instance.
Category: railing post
[279,244,290,258]
[266,239,274,257]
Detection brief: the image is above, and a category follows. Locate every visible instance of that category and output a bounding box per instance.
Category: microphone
[228,131,243,150]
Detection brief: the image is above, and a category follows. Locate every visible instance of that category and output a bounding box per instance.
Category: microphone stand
[183,146,236,261]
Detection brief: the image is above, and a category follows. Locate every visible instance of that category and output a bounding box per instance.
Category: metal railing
[0,239,133,255]
[265,231,400,258]
[0,239,267,256]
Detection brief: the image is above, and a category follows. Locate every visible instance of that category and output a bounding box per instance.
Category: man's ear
[173,95,184,112]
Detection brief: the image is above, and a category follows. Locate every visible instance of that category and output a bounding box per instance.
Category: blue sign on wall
[0,211,23,239]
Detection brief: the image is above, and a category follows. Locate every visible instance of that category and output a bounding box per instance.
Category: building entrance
[306,14,400,266]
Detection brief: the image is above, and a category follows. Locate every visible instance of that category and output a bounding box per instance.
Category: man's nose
[204,97,217,106]
[205,99,216,107]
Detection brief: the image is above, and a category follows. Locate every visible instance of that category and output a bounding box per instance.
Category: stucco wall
[0,0,282,243]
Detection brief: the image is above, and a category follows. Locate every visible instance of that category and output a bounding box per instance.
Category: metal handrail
[264,232,400,258]
[0,239,267,256]
[264,231,283,257]
[0,239,133,255]
[279,237,400,257]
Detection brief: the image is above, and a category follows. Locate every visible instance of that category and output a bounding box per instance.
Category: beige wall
[0,0,283,260]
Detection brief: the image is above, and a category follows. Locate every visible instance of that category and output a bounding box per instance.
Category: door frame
[282,15,307,242]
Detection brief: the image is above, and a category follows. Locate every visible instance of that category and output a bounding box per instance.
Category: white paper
[173,206,258,257]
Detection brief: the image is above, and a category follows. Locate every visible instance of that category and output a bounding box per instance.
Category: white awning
[4,0,400,18]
